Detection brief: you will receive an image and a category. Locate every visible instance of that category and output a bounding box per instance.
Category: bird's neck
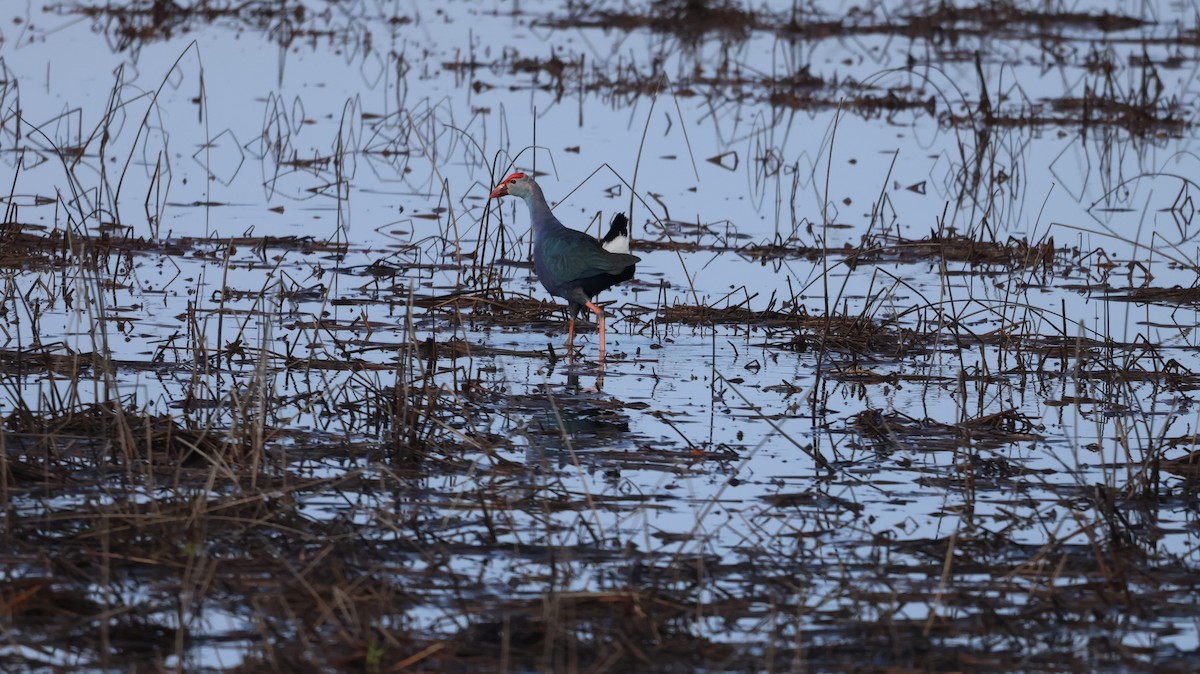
[522,184,563,236]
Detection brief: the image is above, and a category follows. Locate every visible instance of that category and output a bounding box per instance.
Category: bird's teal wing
[541,229,639,285]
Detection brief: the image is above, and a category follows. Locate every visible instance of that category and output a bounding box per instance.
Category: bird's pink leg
[566,317,576,347]
[586,301,606,358]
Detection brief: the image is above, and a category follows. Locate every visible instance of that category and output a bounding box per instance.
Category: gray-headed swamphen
[489,172,640,358]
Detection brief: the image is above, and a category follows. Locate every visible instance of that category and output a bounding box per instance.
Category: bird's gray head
[489,172,538,201]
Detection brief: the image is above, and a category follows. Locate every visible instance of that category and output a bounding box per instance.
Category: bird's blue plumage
[537,225,638,317]
[496,174,640,318]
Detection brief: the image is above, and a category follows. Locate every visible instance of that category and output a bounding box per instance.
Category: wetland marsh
[3,1,1200,671]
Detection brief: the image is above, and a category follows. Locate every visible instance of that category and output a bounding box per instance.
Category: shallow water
[4,1,1200,672]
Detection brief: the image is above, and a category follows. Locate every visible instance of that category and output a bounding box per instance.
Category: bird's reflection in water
[565,365,604,393]
[548,350,605,393]
[518,376,630,459]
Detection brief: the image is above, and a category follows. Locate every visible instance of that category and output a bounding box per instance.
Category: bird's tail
[601,213,631,254]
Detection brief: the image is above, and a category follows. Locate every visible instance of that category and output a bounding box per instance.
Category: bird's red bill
[489,172,526,199]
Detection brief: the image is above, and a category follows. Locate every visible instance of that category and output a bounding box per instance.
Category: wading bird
[489,172,640,358]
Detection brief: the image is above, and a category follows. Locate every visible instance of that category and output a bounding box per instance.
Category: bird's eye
[509,177,518,184]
